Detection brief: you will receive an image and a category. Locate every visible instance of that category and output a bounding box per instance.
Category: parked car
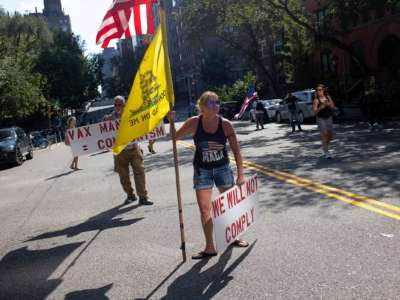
[239,103,253,121]
[275,89,316,124]
[0,127,33,165]
[30,131,50,149]
[250,99,282,122]
[220,101,239,120]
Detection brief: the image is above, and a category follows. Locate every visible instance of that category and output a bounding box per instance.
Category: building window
[260,39,268,57]
[274,34,284,55]
[349,40,365,77]
[375,7,385,19]
[320,49,333,74]
[317,9,327,33]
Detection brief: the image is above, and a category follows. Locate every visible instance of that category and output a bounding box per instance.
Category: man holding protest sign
[105,96,152,206]
[169,91,249,259]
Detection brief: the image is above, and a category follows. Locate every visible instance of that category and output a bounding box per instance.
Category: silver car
[250,99,282,122]
[275,89,315,124]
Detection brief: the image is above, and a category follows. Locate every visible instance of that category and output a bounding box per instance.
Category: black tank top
[316,96,332,119]
[193,116,229,169]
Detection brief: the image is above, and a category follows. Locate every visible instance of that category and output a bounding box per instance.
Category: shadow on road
[27,204,143,241]
[0,163,17,171]
[144,145,194,173]
[158,241,256,299]
[237,122,400,212]
[45,169,80,181]
[0,242,83,300]
[65,283,113,300]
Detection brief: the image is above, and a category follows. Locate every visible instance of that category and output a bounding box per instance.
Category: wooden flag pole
[158,1,187,262]
[169,116,187,262]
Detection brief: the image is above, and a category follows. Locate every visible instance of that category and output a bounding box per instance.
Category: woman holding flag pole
[169,91,249,259]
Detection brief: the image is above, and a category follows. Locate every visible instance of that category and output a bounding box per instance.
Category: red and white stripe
[96,0,156,48]
[234,94,257,120]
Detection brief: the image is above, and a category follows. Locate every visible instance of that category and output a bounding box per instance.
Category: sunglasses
[207,100,221,108]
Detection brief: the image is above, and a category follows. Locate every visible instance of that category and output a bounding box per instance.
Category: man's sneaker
[324,152,332,159]
[139,196,153,205]
[124,194,137,205]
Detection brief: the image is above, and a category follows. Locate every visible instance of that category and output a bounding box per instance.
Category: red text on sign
[246,176,258,196]
[212,195,226,218]
[225,208,255,243]
[227,186,246,209]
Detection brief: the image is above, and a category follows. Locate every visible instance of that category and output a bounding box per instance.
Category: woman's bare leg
[321,131,329,153]
[195,189,216,253]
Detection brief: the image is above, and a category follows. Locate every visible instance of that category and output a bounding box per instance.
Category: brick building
[304,0,400,103]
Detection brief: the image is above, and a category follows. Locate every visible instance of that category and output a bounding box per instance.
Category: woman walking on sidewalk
[65,116,80,170]
[313,84,336,159]
[168,91,249,259]
[365,76,384,131]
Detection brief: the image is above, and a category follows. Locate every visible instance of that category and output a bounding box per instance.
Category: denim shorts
[317,117,333,132]
[193,164,235,190]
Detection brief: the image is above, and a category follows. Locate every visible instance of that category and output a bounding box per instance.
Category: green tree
[282,14,313,89]
[216,72,256,103]
[200,48,230,90]
[36,32,100,109]
[179,0,311,95]
[0,56,46,120]
[260,0,400,76]
[0,10,51,122]
[179,0,287,96]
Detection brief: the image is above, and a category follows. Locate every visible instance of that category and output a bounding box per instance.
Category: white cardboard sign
[212,175,259,253]
[66,120,166,157]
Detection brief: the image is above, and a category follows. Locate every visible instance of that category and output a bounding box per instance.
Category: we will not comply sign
[212,175,259,253]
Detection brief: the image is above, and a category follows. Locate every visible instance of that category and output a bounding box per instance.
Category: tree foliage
[216,72,256,103]
[36,32,100,109]
[0,10,50,121]
[259,0,400,76]
[178,0,316,96]
[0,9,102,123]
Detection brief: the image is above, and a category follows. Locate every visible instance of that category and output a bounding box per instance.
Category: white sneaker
[324,152,332,159]
[369,124,375,132]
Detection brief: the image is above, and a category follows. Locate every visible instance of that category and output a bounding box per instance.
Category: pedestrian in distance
[65,116,80,170]
[105,96,153,206]
[286,93,302,133]
[254,95,265,130]
[148,140,156,154]
[168,91,249,260]
[365,76,384,131]
[313,84,336,159]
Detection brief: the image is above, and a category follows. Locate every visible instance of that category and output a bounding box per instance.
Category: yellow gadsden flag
[112,9,174,155]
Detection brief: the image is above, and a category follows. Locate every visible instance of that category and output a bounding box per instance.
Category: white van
[275,89,316,124]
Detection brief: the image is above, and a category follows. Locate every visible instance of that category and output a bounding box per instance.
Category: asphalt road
[0,120,399,299]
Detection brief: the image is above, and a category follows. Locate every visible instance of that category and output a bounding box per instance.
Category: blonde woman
[169,91,248,259]
[65,116,79,170]
[313,84,336,159]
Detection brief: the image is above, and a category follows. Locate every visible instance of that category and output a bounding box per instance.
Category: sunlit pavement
[0,120,399,299]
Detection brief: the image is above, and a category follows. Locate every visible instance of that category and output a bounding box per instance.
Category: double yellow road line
[178,140,400,221]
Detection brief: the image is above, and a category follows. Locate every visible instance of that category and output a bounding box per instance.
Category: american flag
[199,141,225,151]
[234,85,257,120]
[96,0,157,48]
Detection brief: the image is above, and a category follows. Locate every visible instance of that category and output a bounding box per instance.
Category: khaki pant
[115,146,147,197]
